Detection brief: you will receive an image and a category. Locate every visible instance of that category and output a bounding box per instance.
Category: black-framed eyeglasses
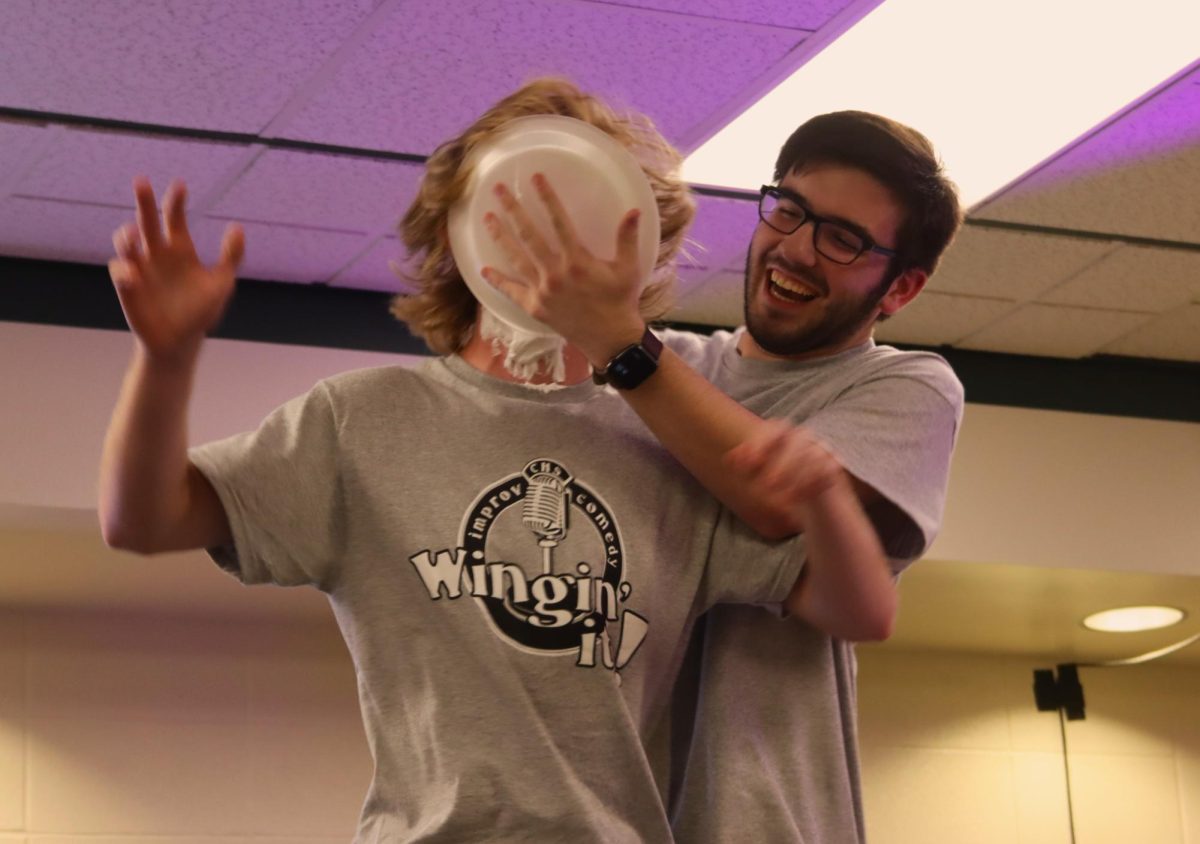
[758,185,898,265]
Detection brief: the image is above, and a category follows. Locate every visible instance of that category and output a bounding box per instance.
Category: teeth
[769,269,819,299]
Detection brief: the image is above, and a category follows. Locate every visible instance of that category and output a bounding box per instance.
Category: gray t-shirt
[662,328,964,844]
[190,354,803,843]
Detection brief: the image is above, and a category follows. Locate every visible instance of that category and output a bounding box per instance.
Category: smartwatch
[592,327,663,390]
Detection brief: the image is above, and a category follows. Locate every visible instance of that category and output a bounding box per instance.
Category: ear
[878,267,927,317]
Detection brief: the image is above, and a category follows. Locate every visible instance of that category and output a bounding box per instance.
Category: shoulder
[315,360,445,416]
[857,345,964,409]
[320,362,425,393]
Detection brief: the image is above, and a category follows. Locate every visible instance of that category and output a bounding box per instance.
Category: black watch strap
[592,327,663,390]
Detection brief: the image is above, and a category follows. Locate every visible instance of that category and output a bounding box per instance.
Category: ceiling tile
[276,0,802,152]
[190,217,371,285]
[0,197,128,265]
[0,120,51,191]
[330,237,412,293]
[668,268,743,326]
[1040,245,1200,313]
[875,293,1015,348]
[931,226,1116,301]
[0,0,378,133]
[675,263,723,288]
[958,304,1152,359]
[209,151,423,233]
[686,195,756,271]
[592,0,849,29]
[14,129,248,208]
[976,70,1200,243]
[1101,304,1200,362]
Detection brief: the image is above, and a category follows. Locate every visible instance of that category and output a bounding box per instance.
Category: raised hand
[481,173,646,365]
[724,419,848,535]
[108,177,244,362]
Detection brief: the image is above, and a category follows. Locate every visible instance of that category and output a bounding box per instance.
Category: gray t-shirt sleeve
[803,359,963,567]
[696,511,806,611]
[188,381,343,589]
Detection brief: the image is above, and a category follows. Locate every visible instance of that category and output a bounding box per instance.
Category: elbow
[856,609,895,643]
[99,520,141,554]
[853,593,898,642]
[99,510,156,556]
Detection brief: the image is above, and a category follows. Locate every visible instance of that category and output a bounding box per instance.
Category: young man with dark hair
[485,109,965,843]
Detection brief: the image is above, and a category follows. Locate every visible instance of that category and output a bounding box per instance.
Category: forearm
[98,342,221,552]
[616,347,799,538]
[784,474,897,641]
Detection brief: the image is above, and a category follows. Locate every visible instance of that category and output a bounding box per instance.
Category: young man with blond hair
[99,79,890,841]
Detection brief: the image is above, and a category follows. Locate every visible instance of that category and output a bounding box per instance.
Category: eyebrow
[774,186,876,242]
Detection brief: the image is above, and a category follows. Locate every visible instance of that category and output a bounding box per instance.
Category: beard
[742,247,892,358]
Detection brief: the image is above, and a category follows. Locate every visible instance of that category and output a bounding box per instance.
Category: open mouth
[766,268,820,303]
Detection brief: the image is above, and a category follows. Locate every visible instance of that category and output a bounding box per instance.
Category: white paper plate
[447,115,661,336]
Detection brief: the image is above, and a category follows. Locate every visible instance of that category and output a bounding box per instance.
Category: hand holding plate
[482,174,646,365]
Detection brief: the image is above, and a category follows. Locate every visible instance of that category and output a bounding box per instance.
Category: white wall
[0,608,370,841]
[857,648,1200,844]
[932,404,1200,576]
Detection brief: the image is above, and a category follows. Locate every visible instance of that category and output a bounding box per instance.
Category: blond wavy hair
[391,77,696,354]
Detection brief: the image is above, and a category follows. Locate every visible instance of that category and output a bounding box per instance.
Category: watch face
[609,346,657,389]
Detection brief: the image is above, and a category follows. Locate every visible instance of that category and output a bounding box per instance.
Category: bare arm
[728,421,896,640]
[98,178,244,554]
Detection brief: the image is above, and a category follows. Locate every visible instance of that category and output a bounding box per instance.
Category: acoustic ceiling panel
[1102,304,1200,362]
[0,197,130,266]
[958,303,1152,359]
[929,226,1116,302]
[600,0,852,29]
[875,292,1015,348]
[0,0,378,133]
[0,120,49,189]
[669,268,744,326]
[275,0,803,152]
[208,150,423,234]
[685,195,757,272]
[331,237,411,293]
[1040,245,1200,313]
[13,129,248,210]
[188,217,371,286]
[976,66,1200,244]
[674,262,725,292]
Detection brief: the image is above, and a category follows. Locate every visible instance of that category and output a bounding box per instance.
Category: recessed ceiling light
[1082,606,1186,633]
[683,0,1200,208]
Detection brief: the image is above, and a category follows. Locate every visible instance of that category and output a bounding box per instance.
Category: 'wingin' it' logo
[408,459,648,671]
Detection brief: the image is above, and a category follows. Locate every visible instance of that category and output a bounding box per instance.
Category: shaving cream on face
[479,308,568,387]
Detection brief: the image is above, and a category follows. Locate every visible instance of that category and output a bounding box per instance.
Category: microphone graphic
[523,465,570,575]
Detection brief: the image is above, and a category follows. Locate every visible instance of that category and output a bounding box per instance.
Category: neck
[735,325,874,362]
[458,324,593,385]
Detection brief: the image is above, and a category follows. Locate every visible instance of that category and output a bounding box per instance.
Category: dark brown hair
[774,111,962,280]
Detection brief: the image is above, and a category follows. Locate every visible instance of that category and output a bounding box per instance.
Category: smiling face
[741,163,922,361]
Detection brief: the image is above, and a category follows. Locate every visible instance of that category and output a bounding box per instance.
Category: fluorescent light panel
[683,0,1200,208]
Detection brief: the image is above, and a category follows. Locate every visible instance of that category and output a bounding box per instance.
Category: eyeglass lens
[759,191,866,264]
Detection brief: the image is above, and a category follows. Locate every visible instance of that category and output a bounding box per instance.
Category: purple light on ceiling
[1002,65,1200,192]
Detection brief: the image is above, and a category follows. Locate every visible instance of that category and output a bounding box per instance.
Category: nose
[778,219,819,266]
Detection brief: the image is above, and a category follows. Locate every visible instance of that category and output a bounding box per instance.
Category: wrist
[581,318,648,370]
[795,467,856,530]
[134,337,203,376]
